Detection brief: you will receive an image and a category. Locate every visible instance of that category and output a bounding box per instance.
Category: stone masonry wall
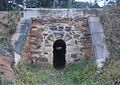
[23,16,92,65]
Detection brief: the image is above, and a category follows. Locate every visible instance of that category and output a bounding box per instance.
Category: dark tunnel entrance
[53,39,66,70]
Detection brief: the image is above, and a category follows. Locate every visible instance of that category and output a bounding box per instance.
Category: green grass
[59,59,97,85]
[14,59,98,85]
[14,55,120,85]
[14,64,51,85]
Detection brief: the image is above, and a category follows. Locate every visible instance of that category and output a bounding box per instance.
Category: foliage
[0,0,24,11]
[0,70,14,85]
[92,3,100,8]
[0,79,14,85]
[16,0,24,5]
[100,6,120,53]
[25,0,101,8]
[0,0,8,11]
[72,2,92,8]
[116,0,120,6]
[97,57,120,85]
[102,0,120,6]
[59,59,97,85]
[14,59,98,85]
[12,53,120,85]
[0,12,21,49]
[14,64,51,85]
[25,0,70,8]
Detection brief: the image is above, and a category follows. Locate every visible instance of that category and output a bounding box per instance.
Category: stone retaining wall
[88,16,109,69]
[11,19,31,66]
[11,9,108,69]
[23,17,92,65]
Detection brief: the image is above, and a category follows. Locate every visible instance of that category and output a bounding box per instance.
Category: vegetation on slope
[13,56,120,85]
[9,6,120,85]
[100,6,120,54]
[0,12,21,85]
[0,12,21,49]
[14,59,97,85]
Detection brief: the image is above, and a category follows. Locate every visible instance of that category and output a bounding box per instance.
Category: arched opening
[53,39,66,70]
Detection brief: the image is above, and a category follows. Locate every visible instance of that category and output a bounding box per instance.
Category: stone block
[58,26,64,31]
[38,57,48,62]
[31,54,40,58]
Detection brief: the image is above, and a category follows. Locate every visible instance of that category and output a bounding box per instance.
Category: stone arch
[53,39,66,69]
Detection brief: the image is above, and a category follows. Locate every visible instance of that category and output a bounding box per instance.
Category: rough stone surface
[23,17,92,64]
[11,9,105,66]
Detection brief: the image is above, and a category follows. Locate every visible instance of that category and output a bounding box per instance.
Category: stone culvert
[10,9,109,69]
[22,17,92,66]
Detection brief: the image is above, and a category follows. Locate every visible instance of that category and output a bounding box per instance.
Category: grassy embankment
[15,53,120,85]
